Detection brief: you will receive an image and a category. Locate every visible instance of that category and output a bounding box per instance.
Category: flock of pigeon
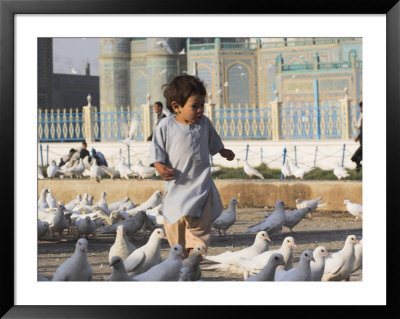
[38,185,362,281]
[38,157,156,182]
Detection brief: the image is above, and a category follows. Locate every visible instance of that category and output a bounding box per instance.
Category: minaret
[98,38,131,111]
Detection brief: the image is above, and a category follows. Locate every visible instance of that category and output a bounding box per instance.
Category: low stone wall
[38,179,362,212]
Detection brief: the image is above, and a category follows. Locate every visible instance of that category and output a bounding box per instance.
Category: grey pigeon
[212,198,238,236]
[110,207,129,224]
[109,224,136,263]
[182,244,206,281]
[245,253,285,281]
[38,189,49,209]
[106,256,135,281]
[38,220,49,239]
[310,246,330,281]
[322,235,359,281]
[97,210,147,236]
[178,266,191,281]
[239,236,296,279]
[132,244,184,281]
[284,207,312,232]
[243,200,286,235]
[124,228,166,277]
[275,249,314,281]
[204,231,271,272]
[76,216,96,239]
[52,238,93,281]
[50,202,69,240]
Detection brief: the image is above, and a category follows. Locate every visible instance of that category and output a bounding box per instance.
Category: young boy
[150,75,235,257]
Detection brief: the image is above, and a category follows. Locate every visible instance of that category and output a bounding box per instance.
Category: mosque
[98,37,362,111]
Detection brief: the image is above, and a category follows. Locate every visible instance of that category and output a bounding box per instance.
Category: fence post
[83,94,95,143]
[314,146,318,167]
[270,100,281,141]
[244,144,249,176]
[260,147,263,165]
[40,144,43,169]
[294,145,297,166]
[46,145,49,166]
[341,144,346,167]
[314,79,320,139]
[142,97,153,141]
[340,94,351,140]
[280,147,287,180]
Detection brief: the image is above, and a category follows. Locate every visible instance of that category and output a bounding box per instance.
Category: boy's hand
[219,148,235,161]
[154,162,175,181]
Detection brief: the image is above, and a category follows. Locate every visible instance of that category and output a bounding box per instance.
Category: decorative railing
[213,107,273,139]
[38,108,85,142]
[93,107,144,141]
[280,103,315,139]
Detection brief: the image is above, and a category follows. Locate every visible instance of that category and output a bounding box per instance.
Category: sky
[53,38,100,76]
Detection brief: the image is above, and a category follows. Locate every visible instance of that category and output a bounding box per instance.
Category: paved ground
[38,208,362,281]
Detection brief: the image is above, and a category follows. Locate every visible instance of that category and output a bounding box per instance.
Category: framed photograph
[1,0,398,317]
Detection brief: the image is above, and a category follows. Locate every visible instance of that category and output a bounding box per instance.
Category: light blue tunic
[150,115,224,224]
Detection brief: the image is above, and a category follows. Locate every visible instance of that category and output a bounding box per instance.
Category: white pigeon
[65,194,82,211]
[322,234,359,281]
[295,196,326,212]
[46,189,57,209]
[76,216,96,239]
[155,40,174,54]
[291,161,315,179]
[108,197,132,212]
[145,204,164,228]
[333,162,350,181]
[243,200,286,235]
[72,158,86,178]
[212,198,238,236]
[106,256,135,281]
[127,190,162,216]
[132,160,156,179]
[117,158,135,180]
[204,231,271,274]
[178,266,191,281]
[243,160,264,180]
[38,188,49,209]
[281,159,292,179]
[38,220,49,239]
[344,199,362,221]
[132,244,184,281]
[50,202,69,240]
[245,253,285,281]
[90,158,102,182]
[352,239,363,273]
[238,236,296,279]
[93,192,110,214]
[38,166,45,179]
[274,249,314,281]
[99,165,120,180]
[179,48,185,55]
[109,224,137,263]
[47,160,59,179]
[124,228,166,277]
[182,244,206,281]
[52,238,93,281]
[283,207,312,232]
[310,246,330,281]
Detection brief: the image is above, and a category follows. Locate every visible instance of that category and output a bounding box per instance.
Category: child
[150,75,235,257]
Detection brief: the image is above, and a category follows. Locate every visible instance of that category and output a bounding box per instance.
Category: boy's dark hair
[162,75,207,113]
[359,101,362,107]
[82,141,87,147]
[154,101,163,108]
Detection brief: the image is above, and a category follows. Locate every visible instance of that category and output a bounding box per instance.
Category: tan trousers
[163,193,212,256]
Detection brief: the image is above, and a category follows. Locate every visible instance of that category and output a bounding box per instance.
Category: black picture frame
[1,0,398,317]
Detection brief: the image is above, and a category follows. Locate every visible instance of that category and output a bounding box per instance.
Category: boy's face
[173,94,205,125]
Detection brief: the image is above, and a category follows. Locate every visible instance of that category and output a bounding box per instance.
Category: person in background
[351,101,362,172]
[68,141,91,167]
[146,101,167,142]
[58,148,77,167]
[91,148,108,167]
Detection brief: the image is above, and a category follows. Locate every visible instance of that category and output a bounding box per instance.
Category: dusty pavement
[38,208,362,281]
